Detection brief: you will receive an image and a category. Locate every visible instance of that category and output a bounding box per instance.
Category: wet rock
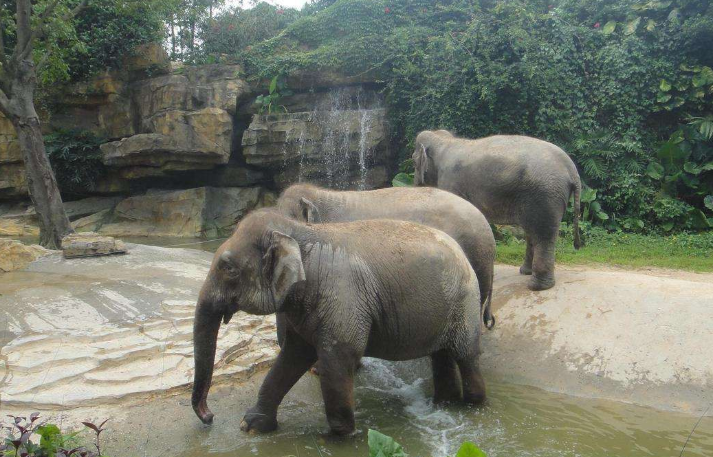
[99,186,266,238]
[61,232,127,259]
[0,244,277,407]
[0,239,56,272]
[481,265,713,414]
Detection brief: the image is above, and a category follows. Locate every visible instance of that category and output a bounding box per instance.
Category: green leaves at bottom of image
[367,429,486,457]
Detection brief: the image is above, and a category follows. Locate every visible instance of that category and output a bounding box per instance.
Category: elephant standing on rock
[413,130,582,290]
[192,209,485,435]
[277,183,496,329]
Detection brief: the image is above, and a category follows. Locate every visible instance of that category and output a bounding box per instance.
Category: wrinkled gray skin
[276,183,496,330]
[413,130,582,290]
[192,209,485,435]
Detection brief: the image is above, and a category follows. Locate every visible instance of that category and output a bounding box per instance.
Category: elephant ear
[262,231,306,311]
[299,197,320,224]
[413,144,429,186]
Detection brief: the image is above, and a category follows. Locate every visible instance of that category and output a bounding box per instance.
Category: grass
[495,228,713,273]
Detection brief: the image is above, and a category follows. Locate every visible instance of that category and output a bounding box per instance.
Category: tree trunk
[8,59,72,249]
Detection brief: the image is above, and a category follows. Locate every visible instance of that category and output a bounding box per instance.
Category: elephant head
[413,130,452,186]
[192,210,306,425]
[276,183,322,224]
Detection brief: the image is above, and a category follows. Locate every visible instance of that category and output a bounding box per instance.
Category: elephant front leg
[241,329,316,434]
[519,236,534,275]
[317,345,360,435]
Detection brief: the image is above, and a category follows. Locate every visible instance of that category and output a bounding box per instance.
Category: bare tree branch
[14,0,32,62]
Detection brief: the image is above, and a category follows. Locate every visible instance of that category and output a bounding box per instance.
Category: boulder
[99,186,267,238]
[61,232,127,259]
[124,42,171,78]
[0,163,27,198]
[71,209,113,232]
[101,108,233,176]
[0,239,55,272]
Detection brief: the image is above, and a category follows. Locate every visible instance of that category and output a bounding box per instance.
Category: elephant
[192,208,485,435]
[413,130,582,290]
[276,183,496,329]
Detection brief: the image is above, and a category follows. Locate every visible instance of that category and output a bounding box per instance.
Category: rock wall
[0,44,397,237]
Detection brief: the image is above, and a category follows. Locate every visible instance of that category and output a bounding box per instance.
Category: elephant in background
[413,130,581,290]
[277,183,496,329]
[192,209,485,435]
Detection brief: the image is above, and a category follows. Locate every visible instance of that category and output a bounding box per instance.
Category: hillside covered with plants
[195,0,713,234]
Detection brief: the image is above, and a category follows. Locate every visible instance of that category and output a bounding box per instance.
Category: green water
[170,359,713,457]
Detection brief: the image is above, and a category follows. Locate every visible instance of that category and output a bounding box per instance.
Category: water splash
[358,358,483,457]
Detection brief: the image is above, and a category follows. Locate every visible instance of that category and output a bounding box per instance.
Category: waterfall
[285,86,382,190]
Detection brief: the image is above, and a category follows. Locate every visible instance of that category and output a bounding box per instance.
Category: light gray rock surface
[0,244,276,407]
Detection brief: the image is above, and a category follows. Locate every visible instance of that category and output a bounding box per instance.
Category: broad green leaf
[602,21,617,35]
[269,76,278,94]
[625,17,640,35]
[456,441,488,457]
[657,93,671,103]
[688,209,711,229]
[667,8,680,21]
[645,19,656,31]
[659,79,671,92]
[662,221,674,231]
[700,162,713,171]
[392,172,414,187]
[699,120,713,140]
[581,188,597,203]
[683,162,702,175]
[704,195,713,211]
[646,162,664,180]
[368,430,408,457]
[596,211,610,221]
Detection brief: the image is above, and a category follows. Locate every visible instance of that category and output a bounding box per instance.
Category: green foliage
[44,129,106,197]
[226,0,713,233]
[67,0,170,80]
[255,75,292,114]
[392,158,415,187]
[1,413,105,457]
[497,225,713,272]
[199,2,301,60]
[366,429,487,457]
[368,429,408,457]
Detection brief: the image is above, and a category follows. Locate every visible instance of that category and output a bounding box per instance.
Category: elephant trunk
[192,304,222,425]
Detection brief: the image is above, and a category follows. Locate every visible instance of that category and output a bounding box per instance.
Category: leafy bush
[367,429,486,457]
[255,75,293,114]
[1,413,108,457]
[44,130,107,197]
[199,2,301,61]
[229,0,713,233]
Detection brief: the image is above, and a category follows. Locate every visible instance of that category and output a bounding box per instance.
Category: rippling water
[176,358,713,457]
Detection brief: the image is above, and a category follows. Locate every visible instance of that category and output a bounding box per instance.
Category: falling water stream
[285,87,380,189]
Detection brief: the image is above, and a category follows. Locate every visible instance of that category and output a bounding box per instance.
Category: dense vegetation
[193,0,713,234]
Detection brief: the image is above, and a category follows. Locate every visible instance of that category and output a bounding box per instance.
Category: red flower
[384,7,391,14]
[594,22,600,28]
[277,9,284,14]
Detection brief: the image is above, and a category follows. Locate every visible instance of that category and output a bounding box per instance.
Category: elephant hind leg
[431,349,462,403]
[455,354,486,405]
[519,235,534,275]
[529,235,557,291]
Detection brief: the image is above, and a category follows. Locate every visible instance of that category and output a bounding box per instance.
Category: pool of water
[173,358,713,457]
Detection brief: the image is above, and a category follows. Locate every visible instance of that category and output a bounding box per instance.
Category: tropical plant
[255,75,292,115]
[367,429,487,457]
[44,129,107,197]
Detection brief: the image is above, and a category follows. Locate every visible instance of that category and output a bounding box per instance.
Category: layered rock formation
[0,44,396,237]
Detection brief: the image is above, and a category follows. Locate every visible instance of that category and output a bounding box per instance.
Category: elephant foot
[240,407,278,434]
[519,265,533,275]
[528,275,555,291]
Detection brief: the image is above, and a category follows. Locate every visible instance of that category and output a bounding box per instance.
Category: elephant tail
[572,179,582,250]
[483,274,495,330]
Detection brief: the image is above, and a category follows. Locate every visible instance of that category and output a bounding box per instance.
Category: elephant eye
[221,261,239,277]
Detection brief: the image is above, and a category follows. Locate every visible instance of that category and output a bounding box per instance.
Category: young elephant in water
[192,209,485,435]
[277,184,496,329]
[413,130,582,290]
